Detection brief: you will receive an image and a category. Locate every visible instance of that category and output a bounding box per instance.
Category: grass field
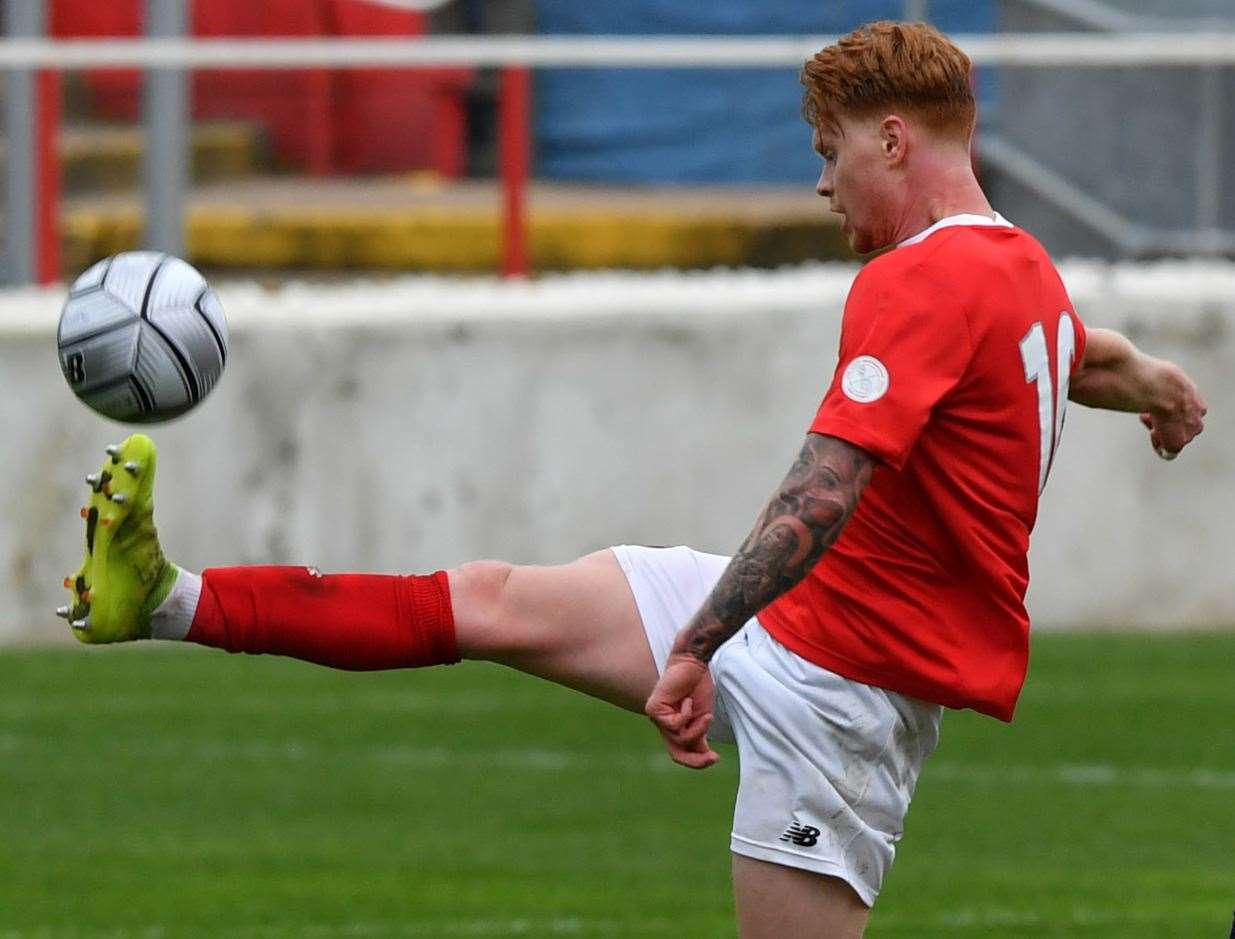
[2,633,1234,938]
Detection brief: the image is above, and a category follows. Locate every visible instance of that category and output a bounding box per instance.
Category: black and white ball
[58,252,228,423]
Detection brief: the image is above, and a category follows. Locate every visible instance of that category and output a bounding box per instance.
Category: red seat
[52,0,472,176]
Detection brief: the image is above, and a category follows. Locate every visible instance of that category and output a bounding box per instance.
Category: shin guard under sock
[186,567,459,670]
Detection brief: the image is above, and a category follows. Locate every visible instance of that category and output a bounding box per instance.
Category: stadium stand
[51,0,471,176]
[6,0,1234,273]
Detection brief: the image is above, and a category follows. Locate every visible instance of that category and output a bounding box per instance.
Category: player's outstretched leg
[54,436,657,712]
[58,434,179,643]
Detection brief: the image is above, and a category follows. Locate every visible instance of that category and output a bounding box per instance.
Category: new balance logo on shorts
[779,822,821,848]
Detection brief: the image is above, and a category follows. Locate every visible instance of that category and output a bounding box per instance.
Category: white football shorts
[611,543,942,908]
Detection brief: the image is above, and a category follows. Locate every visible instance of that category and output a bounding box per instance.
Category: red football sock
[186,567,459,670]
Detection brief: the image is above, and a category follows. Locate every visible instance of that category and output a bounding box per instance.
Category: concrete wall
[1,263,1232,645]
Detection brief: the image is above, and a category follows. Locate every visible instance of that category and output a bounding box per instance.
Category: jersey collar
[897,212,1013,249]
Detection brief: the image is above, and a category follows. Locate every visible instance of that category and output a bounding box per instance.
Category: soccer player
[61,21,1206,939]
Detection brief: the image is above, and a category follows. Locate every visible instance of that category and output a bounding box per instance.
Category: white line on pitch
[926,761,1235,789]
[5,727,1232,788]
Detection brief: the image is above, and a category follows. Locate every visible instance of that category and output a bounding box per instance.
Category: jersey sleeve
[811,262,973,470]
[1069,308,1088,377]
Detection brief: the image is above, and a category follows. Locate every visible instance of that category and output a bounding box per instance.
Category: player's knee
[448,559,522,660]
[450,559,514,612]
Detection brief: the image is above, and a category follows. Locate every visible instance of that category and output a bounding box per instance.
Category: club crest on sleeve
[841,355,890,403]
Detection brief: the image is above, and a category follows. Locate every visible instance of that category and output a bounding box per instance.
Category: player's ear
[880,116,908,165]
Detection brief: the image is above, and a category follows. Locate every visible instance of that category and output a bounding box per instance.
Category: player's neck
[895,162,993,242]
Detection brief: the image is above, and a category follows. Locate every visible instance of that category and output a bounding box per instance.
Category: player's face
[812,117,899,255]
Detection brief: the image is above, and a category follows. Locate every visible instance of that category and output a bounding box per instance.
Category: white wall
[1,262,1231,645]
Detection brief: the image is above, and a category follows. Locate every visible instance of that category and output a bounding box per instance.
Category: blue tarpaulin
[534,2,995,183]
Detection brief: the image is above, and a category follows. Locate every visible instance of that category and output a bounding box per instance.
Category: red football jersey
[758,216,1086,721]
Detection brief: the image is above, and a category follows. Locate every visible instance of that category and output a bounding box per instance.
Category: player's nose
[816,165,833,200]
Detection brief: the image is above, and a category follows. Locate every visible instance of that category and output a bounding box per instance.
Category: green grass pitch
[2,632,1233,937]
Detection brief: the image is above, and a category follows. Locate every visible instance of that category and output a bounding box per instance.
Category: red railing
[36,70,62,284]
[33,0,510,284]
[28,62,530,284]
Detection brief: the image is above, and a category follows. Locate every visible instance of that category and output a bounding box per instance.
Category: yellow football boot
[58,434,178,643]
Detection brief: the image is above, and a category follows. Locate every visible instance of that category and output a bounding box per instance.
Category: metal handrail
[1010,0,1161,33]
[985,1,1233,257]
[2,34,1235,70]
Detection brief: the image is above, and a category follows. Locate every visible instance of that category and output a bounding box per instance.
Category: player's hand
[1141,363,1207,460]
[645,653,719,770]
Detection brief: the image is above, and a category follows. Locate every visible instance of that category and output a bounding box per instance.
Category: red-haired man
[66,21,1206,938]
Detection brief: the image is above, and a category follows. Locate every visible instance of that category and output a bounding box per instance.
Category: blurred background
[3,4,1235,937]
[2,0,1234,283]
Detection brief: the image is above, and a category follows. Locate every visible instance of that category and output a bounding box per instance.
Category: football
[57,252,228,423]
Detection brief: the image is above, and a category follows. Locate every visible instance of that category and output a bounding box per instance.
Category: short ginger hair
[801,21,975,141]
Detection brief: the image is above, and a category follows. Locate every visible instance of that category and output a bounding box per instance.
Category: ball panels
[58,252,229,424]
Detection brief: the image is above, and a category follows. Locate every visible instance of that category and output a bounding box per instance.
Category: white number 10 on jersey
[1020,313,1076,494]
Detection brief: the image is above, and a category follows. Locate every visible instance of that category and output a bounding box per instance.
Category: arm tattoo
[673,433,874,663]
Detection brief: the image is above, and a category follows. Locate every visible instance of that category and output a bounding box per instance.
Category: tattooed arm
[645,433,875,768]
[675,432,873,662]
